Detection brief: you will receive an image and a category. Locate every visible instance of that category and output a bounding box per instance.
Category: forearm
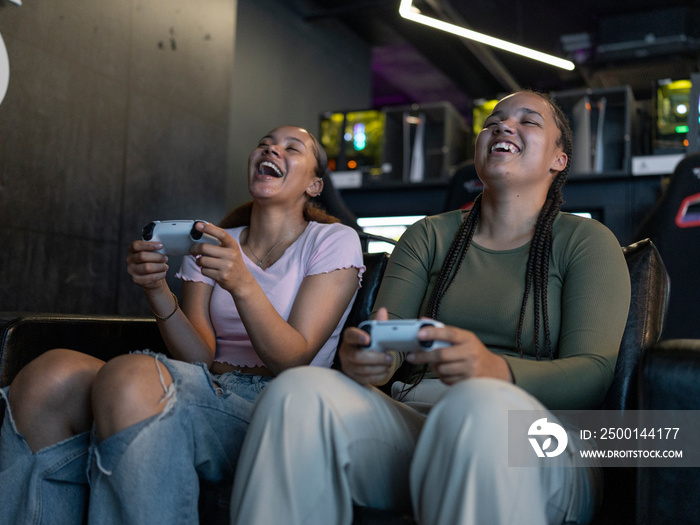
[234,268,359,375]
[503,353,614,409]
[234,282,312,374]
[145,285,216,366]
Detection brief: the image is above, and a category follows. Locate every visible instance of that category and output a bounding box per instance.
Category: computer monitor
[561,209,603,223]
[356,215,425,253]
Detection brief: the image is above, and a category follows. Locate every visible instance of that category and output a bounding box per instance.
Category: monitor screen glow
[357,215,425,253]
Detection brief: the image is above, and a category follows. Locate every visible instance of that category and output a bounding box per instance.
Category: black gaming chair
[315,169,398,252]
[314,170,363,233]
[634,153,700,339]
[442,160,483,212]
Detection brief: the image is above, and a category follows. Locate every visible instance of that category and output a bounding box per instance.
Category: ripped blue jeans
[0,353,271,525]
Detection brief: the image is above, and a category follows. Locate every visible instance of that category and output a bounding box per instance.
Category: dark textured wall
[0,0,234,315]
[0,0,372,316]
[226,0,372,210]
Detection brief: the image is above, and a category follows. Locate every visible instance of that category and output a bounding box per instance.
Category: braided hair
[426,91,573,360]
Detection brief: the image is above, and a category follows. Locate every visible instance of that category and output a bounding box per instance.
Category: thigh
[261,367,426,509]
[412,379,599,525]
[157,357,271,480]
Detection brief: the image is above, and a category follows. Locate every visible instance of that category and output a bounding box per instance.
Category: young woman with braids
[0,126,364,524]
[229,92,632,525]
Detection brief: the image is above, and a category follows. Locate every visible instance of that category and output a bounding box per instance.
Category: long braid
[397,196,483,394]
[426,195,482,319]
[518,173,565,358]
[515,92,572,359]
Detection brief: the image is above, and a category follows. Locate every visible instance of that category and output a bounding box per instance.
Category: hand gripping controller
[141,220,220,256]
[357,319,450,352]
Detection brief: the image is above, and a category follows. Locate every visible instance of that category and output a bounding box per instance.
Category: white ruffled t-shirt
[176,221,364,368]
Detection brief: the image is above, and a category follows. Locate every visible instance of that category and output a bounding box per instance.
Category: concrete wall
[0,0,371,315]
[226,0,371,210]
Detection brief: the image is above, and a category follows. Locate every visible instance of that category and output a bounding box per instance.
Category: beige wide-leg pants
[230,367,599,525]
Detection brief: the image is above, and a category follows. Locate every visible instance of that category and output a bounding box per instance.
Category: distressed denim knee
[87,353,270,525]
[0,386,90,525]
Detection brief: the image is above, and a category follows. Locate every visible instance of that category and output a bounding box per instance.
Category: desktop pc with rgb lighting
[319,102,470,187]
[654,78,696,154]
[319,109,386,176]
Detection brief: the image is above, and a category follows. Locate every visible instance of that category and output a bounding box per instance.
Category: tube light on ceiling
[398,0,575,71]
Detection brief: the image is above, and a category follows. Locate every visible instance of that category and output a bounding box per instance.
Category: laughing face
[474,92,567,192]
[248,126,323,202]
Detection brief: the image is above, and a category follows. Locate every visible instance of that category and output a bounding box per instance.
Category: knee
[439,378,531,418]
[255,367,344,417]
[426,378,526,450]
[266,367,337,399]
[9,348,103,417]
[92,354,173,440]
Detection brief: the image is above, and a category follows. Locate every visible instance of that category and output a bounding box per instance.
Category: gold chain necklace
[245,223,303,269]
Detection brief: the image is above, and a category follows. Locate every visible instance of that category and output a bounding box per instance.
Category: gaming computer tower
[319,101,470,188]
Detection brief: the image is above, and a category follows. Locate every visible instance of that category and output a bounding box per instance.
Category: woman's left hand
[190,222,254,296]
[407,324,513,385]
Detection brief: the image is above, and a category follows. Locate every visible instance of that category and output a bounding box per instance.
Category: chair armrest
[636,339,700,525]
[343,252,389,330]
[0,312,168,387]
[640,339,700,410]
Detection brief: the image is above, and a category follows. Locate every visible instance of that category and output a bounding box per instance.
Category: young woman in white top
[0,125,364,524]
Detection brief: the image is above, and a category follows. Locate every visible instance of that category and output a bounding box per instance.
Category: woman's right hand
[339,307,395,385]
[126,240,169,291]
[189,222,254,297]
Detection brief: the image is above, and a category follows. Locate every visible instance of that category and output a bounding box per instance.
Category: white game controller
[358,319,450,352]
[141,220,220,255]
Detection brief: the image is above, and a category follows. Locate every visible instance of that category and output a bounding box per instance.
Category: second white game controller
[141,220,220,255]
[358,319,450,352]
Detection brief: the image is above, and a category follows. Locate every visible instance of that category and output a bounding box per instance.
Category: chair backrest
[344,251,390,329]
[0,313,168,387]
[442,161,483,212]
[332,251,389,370]
[314,170,399,252]
[600,238,670,410]
[634,153,700,339]
[314,168,362,233]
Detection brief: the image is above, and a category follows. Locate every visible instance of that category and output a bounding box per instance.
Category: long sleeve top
[177,221,364,369]
[371,210,631,410]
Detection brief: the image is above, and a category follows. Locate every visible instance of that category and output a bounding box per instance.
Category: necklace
[245,223,303,269]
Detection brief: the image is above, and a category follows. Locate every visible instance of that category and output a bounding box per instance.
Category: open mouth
[490,142,520,154]
[258,161,283,177]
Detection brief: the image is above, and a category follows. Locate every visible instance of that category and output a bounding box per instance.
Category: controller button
[190,224,203,240]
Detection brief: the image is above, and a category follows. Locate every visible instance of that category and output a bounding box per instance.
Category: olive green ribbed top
[372,210,631,410]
